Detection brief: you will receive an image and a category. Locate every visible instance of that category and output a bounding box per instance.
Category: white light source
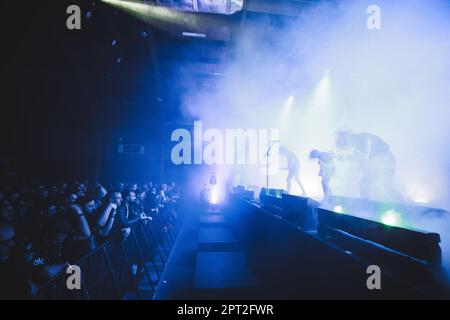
[406,183,431,205]
[276,95,295,127]
[182,32,206,38]
[283,96,294,113]
[210,189,218,204]
[380,209,402,227]
[313,72,331,104]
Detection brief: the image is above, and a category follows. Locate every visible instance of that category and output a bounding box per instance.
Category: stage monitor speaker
[281,194,318,230]
[259,188,285,208]
[233,185,254,200]
[318,208,441,267]
[260,187,285,198]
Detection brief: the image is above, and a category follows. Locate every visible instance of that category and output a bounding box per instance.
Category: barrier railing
[36,204,180,300]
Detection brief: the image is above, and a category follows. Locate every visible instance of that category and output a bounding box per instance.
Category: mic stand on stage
[263,140,279,190]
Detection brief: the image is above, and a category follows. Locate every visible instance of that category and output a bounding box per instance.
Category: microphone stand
[263,141,279,190]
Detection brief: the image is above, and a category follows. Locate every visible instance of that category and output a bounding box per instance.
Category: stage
[149,191,450,299]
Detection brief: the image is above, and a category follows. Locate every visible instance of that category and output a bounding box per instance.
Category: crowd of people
[0,168,180,299]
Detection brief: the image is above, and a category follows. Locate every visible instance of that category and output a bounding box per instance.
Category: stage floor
[152,207,258,299]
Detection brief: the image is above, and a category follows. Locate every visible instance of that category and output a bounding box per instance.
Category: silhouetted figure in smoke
[209,173,217,186]
[309,150,335,201]
[279,146,306,195]
[200,184,211,206]
[335,130,400,200]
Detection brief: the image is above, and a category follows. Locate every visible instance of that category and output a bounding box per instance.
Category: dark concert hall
[1,0,450,307]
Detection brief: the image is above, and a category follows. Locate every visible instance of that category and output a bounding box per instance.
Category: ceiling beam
[245,0,321,17]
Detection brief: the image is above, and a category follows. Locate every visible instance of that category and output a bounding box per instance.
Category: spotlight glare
[313,72,330,105]
[284,95,294,110]
[276,95,295,127]
[100,0,207,33]
[407,183,431,205]
[182,32,206,38]
[333,205,344,214]
[380,209,402,227]
[210,190,218,204]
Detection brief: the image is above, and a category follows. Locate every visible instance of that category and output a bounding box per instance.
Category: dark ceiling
[0,0,326,178]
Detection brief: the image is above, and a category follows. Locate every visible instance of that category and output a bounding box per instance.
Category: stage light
[101,0,150,15]
[100,0,210,32]
[209,185,224,205]
[282,95,294,112]
[276,95,295,127]
[413,198,429,204]
[333,205,344,214]
[313,72,330,104]
[182,32,206,38]
[210,190,218,204]
[406,183,431,205]
[380,209,402,227]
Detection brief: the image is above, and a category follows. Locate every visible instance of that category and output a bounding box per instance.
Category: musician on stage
[334,130,400,200]
[309,149,335,201]
[279,146,307,195]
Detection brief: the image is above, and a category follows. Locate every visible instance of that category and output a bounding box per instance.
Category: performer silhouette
[335,130,400,200]
[309,149,335,201]
[279,146,306,195]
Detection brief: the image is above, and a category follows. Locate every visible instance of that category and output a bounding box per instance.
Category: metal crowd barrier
[36,204,181,300]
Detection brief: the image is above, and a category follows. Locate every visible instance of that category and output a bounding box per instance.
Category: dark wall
[0,1,243,182]
[1,1,162,180]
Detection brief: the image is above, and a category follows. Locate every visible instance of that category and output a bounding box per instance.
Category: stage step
[198,227,240,251]
[195,251,255,289]
[199,214,228,227]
